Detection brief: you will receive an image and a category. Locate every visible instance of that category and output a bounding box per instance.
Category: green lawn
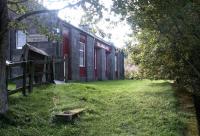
[0,80,190,136]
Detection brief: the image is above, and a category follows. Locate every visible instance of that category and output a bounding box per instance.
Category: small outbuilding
[21,44,53,83]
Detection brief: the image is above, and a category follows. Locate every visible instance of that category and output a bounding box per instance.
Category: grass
[0,80,193,136]
[7,82,16,90]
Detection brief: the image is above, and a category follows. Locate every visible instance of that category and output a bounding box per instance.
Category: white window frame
[79,41,85,67]
[16,30,26,49]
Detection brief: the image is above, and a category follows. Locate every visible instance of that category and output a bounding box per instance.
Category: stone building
[7,3,124,82]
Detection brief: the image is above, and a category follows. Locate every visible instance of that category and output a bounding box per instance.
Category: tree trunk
[0,0,8,114]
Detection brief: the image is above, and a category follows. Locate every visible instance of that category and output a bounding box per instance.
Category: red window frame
[80,34,87,77]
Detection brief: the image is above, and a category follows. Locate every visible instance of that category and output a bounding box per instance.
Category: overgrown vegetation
[113,0,200,94]
[0,80,194,136]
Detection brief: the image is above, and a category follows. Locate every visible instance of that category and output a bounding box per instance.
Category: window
[80,42,85,67]
[16,30,26,49]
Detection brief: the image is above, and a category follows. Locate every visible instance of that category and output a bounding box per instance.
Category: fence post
[6,65,9,92]
[47,58,50,82]
[52,57,55,81]
[22,61,27,96]
[44,58,48,83]
[29,61,33,93]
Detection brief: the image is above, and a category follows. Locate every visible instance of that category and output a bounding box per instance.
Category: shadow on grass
[139,90,173,97]
[136,81,175,98]
[148,81,173,87]
[0,111,19,128]
[0,95,29,128]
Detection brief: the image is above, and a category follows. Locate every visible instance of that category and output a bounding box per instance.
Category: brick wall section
[70,28,80,81]
[86,36,95,81]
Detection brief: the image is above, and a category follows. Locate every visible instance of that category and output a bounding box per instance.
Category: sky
[40,0,132,48]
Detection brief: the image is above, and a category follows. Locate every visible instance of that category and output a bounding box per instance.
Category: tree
[0,0,9,114]
[113,0,200,93]
[0,0,104,114]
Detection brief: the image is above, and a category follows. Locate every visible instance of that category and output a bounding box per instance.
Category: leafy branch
[15,0,84,21]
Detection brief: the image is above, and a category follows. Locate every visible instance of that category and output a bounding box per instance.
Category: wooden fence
[6,58,66,96]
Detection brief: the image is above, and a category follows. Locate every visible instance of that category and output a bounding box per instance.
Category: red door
[63,29,71,80]
[63,33,69,56]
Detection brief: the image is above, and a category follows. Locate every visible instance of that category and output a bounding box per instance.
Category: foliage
[124,56,140,79]
[0,80,191,135]
[112,0,200,93]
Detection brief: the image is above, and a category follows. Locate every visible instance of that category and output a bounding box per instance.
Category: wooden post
[64,55,68,82]
[22,61,26,96]
[32,61,35,84]
[65,56,68,82]
[51,57,55,82]
[64,56,65,81]
[43,57,47,83]
[5,65,9,92]
[29,61,33,93]
[47,58,51,82]
[52,57,56,81]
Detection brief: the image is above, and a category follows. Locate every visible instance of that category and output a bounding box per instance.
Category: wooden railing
[6,61,33,96]
[6,58,66,96]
